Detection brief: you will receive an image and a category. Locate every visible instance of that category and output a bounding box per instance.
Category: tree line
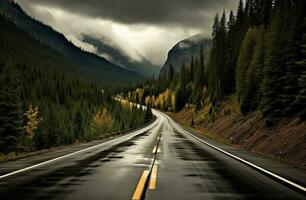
[124,0,306,126]
[0,15,152,155]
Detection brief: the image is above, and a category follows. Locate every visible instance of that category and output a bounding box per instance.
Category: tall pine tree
[0,63,23,153]
[261,0,293,123]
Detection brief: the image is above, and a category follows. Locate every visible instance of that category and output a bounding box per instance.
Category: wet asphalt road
[0,110,305,200]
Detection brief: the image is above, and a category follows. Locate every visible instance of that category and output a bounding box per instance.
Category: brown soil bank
[169,98,306,167]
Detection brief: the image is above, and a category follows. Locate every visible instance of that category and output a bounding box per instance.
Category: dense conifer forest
[0,15,152,156]
[125,0,306,126]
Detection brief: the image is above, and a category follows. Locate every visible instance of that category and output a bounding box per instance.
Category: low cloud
[15,0,238,65]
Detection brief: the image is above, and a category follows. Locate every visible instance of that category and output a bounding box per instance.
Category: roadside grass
[0,141,98,164]
[0,151,49,163]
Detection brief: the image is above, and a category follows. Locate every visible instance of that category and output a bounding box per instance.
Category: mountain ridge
[0,0,142,85]
[81,34,160,77]
[160,33,211,75]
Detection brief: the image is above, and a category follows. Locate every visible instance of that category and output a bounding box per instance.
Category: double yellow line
[132,165,159,200]
[132,170,150,200]
[132,133,162,200]
[152,146,161,153]
[149,165,158,190]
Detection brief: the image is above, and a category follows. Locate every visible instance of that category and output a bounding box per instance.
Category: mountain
[160,33,211,75]
[0,0,141,85]
[0,14,79,76]
[81,34,160,77]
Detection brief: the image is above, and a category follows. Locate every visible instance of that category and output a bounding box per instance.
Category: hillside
[169,98,306,166]
[160,33,211,75]
[0,15,77,76]
[0,15,152,154]
[0,0,141,85]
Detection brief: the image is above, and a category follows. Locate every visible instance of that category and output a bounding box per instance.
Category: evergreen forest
[124,0,306,126]
[0,15,152,156]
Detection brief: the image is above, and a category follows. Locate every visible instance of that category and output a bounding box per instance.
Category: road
[0,110,305,200]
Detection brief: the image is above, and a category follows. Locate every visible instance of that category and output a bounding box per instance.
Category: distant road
[0,110,305,199]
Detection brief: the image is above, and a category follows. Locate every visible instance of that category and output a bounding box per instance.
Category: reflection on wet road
[0,111,305,200]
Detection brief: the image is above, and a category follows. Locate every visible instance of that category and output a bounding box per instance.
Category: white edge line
[0,119,160,180]
[160,111,306,193]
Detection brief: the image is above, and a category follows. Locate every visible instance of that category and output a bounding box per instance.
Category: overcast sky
[15,0,238,66]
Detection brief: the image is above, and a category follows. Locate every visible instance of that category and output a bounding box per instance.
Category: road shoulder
[165,112,306,190]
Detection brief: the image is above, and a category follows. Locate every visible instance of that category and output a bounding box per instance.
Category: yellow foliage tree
[145,96,152,107]
[171,93,176,111]
[24,104,39,138]
[164,89,173,111]
[91,108,113,137]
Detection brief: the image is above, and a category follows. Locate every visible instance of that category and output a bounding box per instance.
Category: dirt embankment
[169,98,306,166]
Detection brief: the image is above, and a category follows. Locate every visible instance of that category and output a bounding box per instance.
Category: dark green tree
[74,109,83,140]
[0,63,23,153]
[240,28,265,113]
[260,0,293,123]
[224,11,237,95]
[279,0,306,116]
[168,64,175,84]
[253,0,273,28]
[236,28,258,102]
[207,13,220,105]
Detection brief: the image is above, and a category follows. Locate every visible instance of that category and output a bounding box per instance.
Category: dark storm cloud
[19,0,237,28]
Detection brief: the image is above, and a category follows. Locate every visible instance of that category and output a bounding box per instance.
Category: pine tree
[192,45,205,106]
[207,11,228,104]
[279,0,306,116]
[47,105,61,146]
[0,63,23,153]
[194,87,203,110]
[253,0,273,28]
[180,63,188,87]
[292,1,306,119]
[189,56,195,83]
[168,64,175,84]
[236,28,258,102]
[234,0,247,59]
[297,33,306,118]
[215,11,228,99]
[245,0,255,26]
[207,14,220,105]
[74,109,83,140]
[236,0,245,27]
[240,28,265,113]
[219,10,228,80]
[199,45,206,87]
[260,0,293,123]
[224,11,237,95]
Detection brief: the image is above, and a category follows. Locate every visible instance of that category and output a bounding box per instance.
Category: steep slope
[0,15,152,153]
[160,33,211,74]
[81,34,160,77]
[0,15,77,75]
[0,0,141,85]
[170,98,306,166]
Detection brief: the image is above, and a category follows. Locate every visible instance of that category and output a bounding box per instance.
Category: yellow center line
[149,165,158,190]
[152,146,157,153]
[132,170,149,200]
